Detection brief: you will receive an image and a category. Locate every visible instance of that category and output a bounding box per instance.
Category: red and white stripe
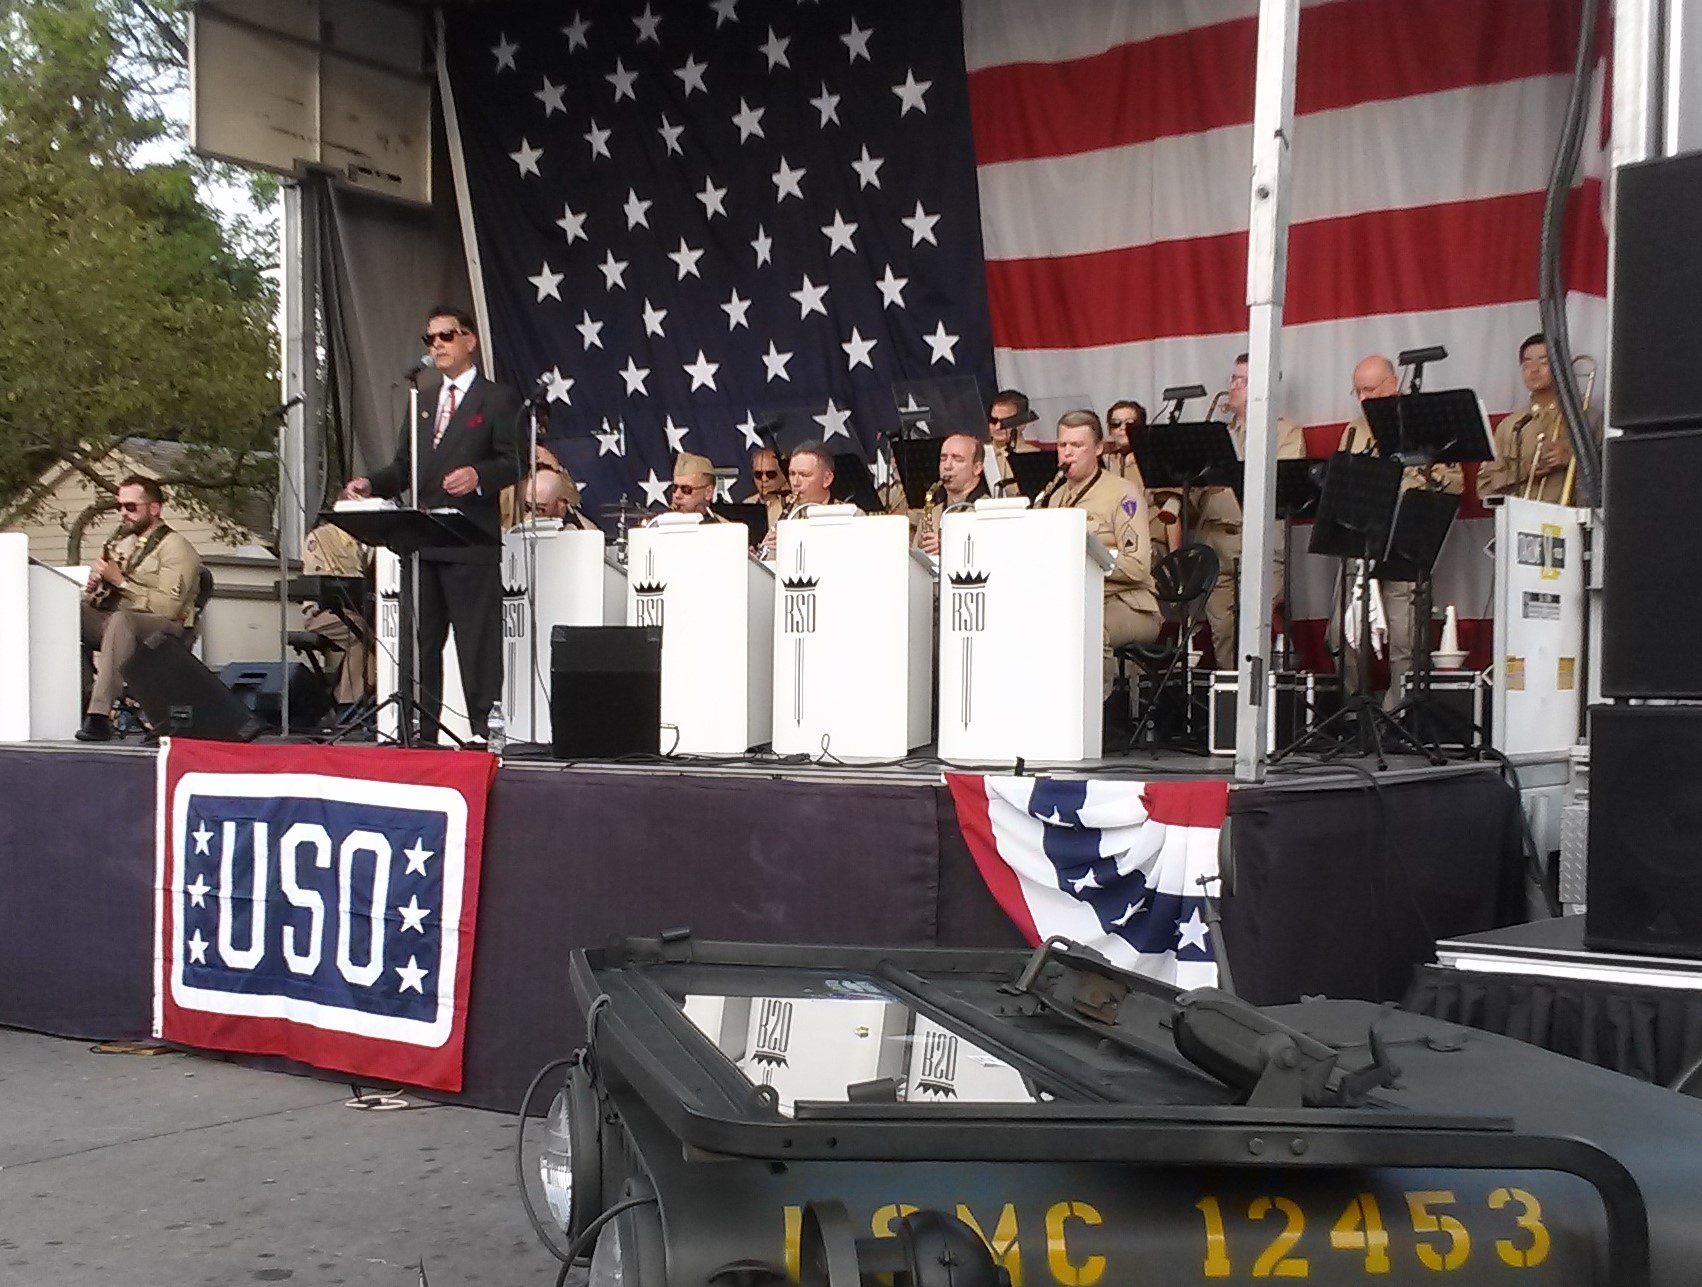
[965,0,1608,671]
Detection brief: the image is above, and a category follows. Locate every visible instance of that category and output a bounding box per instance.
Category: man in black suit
[344,306,521,739]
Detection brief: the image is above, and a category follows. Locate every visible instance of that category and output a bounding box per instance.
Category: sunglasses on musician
[752,469,781,480]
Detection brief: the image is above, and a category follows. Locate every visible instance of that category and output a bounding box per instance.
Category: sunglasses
[752,469,781,480]
[1109,418,1138,429]
[673,482,706,495]
[421,328,467,346]
[117,501,149,512]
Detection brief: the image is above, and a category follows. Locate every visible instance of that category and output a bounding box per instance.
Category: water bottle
[485,702,507,757]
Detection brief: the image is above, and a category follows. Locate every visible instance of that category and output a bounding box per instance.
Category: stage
[1408,916,1702,1091]
[0,742,1526,1110]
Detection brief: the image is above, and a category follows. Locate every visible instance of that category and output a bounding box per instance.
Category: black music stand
[712,501,768,547]
[892,436,943,509]
[1003,450,1060,501]
[1273,458,1324,671]
[1276,453,1440,767]
[1135,422,1243,547]
[1361,389,1489,748]
[323,507,494,748]
[891,376,986,441]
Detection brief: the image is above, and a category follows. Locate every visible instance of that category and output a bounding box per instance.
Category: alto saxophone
[917,481,946,547]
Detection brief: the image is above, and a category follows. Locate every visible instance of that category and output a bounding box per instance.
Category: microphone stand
[400,362,427,747]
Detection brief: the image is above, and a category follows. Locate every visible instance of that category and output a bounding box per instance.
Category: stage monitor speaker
[549,625,661,759]
[218,660,333,733]
[1586,705,1702,958]
[1611,149,1702,431]
[1600,431,1702,697]
[122,631,264,743]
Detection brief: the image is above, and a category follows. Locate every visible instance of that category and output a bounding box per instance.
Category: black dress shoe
[75,714,113,743]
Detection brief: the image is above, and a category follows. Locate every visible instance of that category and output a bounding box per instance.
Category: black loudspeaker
[1610,150,1702,431]
[122,632,264,743]
[1600,431,1702,697]
[1586,706,1702,958]
[218,661,333,733]
[549,626,662,759]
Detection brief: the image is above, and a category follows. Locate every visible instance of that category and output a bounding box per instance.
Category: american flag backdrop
[442,0,1608,672]
[443,0,998,511]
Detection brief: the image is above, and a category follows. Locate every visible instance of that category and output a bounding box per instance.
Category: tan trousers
[81,605,186,716]
[1104,599,1164,696]
[303,608,371,704]
[1338,578,1416,711]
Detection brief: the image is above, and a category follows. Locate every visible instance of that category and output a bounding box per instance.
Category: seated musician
[523,467,599,531]
[1335,354,1465,707]
[1477,333,1599,505]
[739,446,789,532]
[299,520,372,706]
[501,443,594,529]
[669,452,728,521]
[757,441,836,559]
[1038,412,1162,693]
[913,432,991,555]
[77,474,203,742]
[987,389,1039,494]
[1106,398,1167,557]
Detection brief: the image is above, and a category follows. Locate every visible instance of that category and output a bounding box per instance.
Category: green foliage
[0,0,278,544]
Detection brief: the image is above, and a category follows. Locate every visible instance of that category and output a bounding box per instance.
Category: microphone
[403,353,433,382]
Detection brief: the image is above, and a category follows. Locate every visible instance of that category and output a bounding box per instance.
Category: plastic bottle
[486,702,506,757]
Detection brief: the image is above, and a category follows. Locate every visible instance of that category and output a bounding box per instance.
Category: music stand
[1377,490,1472,748]
[997,450,1057,501]
[712,501,767,547]
[1273,459,1324,670]
[891,376,986,441]
[1361,389,1488,747]
[1136,422,1244,549]
[891,437,943,509]
[324,506,494,748]
[1276,453,1440,767]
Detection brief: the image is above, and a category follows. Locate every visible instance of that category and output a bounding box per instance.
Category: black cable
[552,1195,659,1287]
[1536,0,1604,505]
[514,1055,578,1263]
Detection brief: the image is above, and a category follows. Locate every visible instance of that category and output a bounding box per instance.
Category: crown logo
[633,580,667,596]
[780,575,819,592]
[948,569,990,588]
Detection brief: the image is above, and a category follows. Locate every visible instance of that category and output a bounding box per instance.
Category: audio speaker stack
[549,625,662,759]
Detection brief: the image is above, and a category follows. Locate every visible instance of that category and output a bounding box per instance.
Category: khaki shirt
[112,525,201,626]
[909,479,991,549]
[1040,467,1158,616]
[1338,417,1464,494]
[302,523,366,577]
[1477,401,1596,505]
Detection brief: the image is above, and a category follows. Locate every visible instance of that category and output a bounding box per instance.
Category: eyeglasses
[116,501,148,512]
[421,328,467,346]
[752,469,780,480]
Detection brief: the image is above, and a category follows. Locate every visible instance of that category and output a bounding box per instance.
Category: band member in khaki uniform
[77,474,203,741]
[500,443,594,529]
[988,389,1039,495]
[299,520,371,705]
[1477,333,1597,505]
[1194,354,1306,670]
[757,441,836,559]
[740,446,789,532]
[669,451,728,520]
[1039,410,1162,693]
[523,468,601,532]
[913,432,992,555]
[1334,354,1465,705]
[1107,399,1166,556]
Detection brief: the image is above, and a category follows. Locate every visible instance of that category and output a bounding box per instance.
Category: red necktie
[432,384,458,448]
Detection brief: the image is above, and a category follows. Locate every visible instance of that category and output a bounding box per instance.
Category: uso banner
[154,740,497,1092]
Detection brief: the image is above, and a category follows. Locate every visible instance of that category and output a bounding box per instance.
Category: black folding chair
[1111,542,1219,749]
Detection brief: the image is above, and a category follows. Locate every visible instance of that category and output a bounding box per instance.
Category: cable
[553,1195,659,1287]
[1535,0,1604,506]
[514,1055,578,1262]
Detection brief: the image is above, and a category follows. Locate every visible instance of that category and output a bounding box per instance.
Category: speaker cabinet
[1586,705,1702,958]
[122,631,264,743]
[549,626,661,759]
[1610,150,1702,432]
[218,661,333,733]
[1601,431,1702,698]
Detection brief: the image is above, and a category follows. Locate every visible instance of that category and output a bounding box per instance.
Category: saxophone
[916,482,946,548]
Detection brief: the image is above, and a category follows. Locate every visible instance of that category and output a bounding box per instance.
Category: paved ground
[0,1029,567,1287]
